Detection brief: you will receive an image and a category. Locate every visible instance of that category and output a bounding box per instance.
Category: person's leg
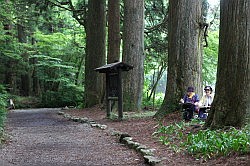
[188,109,194,120]
[182,105,188,120]
[183,111,188,120]
[198,108,204,118]
[187,105,195,120]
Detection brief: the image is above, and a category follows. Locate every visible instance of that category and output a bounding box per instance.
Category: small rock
[89,121,96,125]
[61,106,69,110]
[63,114,71,118]
[72,117,80,122]
[126,140,140,149]
[144,155,161,166]
[100,125,107,130]
[140,149,154,156]
[57,111,64,115]
[136,145,147,151]
[119,133,131,143]
[91,124,99,127]
[110,130,122,136]
[79,117,89,123]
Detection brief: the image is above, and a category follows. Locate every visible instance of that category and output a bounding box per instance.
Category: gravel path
[0,108,146,166]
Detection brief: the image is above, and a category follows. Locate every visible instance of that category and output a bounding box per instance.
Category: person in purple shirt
[180,86,200,121]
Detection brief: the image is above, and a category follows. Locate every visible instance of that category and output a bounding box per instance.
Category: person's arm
[180,95,185,103]
[211,94,215,103]
[198,95,205,107]
[194,94,200,106]
[180,99,184,103]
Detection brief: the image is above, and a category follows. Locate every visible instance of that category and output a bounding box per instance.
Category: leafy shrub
[185,126,250,159]
[0,84,7,144]
[153,121,250,159]
[142,92,164,110]
[14,96,41,108]
[58,84,84,107]
[41,84,84,108]
[153,121,193,152]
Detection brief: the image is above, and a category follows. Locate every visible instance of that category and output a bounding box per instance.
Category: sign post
[95,62,133,120]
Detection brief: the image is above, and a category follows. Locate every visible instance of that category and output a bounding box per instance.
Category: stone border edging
[57,111,162,166]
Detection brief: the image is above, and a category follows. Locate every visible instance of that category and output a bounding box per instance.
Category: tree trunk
[122,0,144,112]
[75,55,84,86]
[18,23,31,96]
[147,65,165,101]
[4,61,16,94]
[31,35,40,96]
[3,0,17,94]
[85,0,106,107]
[107,0,121,63]
[155,0,203,118]
[205,0,250,129]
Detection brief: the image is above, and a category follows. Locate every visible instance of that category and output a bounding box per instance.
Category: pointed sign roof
[95,62,133,73]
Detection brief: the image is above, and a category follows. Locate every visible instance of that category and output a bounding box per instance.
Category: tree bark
[3,0,17,94]
[107,0,121,63]
[85,0,106,107]
[122,0,144,112]
[155,0,203,118]
[205,0,250,129]
[75,55,84,86]
[31,35,40,96]
[18,23,31,96]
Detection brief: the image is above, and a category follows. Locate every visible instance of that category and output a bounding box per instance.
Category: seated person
[198,86,214,119]
[180,86,199,121]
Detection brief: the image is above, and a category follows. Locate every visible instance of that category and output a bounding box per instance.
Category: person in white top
[198,86,214,119]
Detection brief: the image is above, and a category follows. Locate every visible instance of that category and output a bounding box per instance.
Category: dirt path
[0,108,146,166]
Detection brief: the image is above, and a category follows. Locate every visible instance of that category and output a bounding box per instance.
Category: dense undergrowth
[0,85,7,144]
[153,119,250,160]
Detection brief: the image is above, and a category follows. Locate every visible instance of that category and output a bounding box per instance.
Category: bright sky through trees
[208,0,219,6]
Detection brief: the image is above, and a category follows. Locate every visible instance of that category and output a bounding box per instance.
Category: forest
[0,0,249,162]
[0,1,219,111]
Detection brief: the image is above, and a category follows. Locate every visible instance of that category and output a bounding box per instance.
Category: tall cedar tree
[3,0,17,94]
[107,0,120,63]
[205,0,250,128]
[85,0,106,107]
[18,23,31,96]
[155,0,203,118]
[30,35,40,96]
[122,0,144,112]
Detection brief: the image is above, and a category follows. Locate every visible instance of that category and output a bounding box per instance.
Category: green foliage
[0,84,7,144]
[186,126,250,159]
[13,96,41,108]
[1,0,85,109]
[30,30,85,108]
[142,91,164,110]
[153,120,197,152]
[41,84,84,108]
[0,0,220,112]
[34,30,85,60]
[143,0,168,110]
[153,121,249,159]
[203,31,219,86]
[33,30,85,83]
